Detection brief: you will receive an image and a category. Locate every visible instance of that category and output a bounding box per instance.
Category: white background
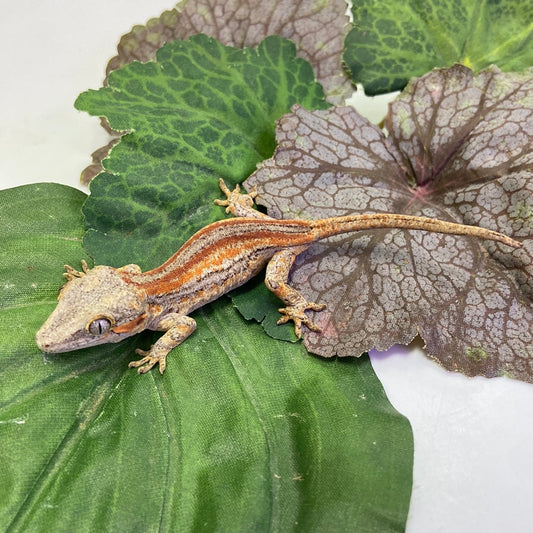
[1,2,532,532]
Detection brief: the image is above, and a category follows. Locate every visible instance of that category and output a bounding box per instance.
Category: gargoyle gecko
[36,180,522,374]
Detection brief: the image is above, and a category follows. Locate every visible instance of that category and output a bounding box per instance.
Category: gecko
[36,180,522,374]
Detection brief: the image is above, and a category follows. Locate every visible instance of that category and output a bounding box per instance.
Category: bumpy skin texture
[36,263,148,352]
[36,181,520,374]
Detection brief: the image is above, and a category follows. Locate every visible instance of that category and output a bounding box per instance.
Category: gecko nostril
[35,330,49,351]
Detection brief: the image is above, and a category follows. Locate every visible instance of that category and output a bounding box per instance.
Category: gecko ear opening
[87,316,114,336]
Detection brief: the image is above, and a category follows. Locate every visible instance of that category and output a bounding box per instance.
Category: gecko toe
[129,348,166,374]
[277,304,324,337]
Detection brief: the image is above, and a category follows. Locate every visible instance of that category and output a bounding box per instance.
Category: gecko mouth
[35,325,112,353]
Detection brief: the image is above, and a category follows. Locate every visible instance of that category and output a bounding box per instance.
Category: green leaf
[105,0,352,105]
[0,183,91,352]
[76,34,329,269]
[80,1,352,185]
[0,184,413,531]
[344,0,533,94]
[230,276,298,342]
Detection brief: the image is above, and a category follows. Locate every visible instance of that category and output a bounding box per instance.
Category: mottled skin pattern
[36,180,521,374]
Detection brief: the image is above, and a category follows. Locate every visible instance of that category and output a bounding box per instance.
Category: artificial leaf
[344,0,533,95]
[76,34,329,269]
[0,184,413,532]
[81,0,352,184]
[106,0,351,104]
[81,137,120,184]
[245,65,533,383]
[230,276,297,342]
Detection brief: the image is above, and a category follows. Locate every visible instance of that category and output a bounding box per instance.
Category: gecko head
[36,265,149,353]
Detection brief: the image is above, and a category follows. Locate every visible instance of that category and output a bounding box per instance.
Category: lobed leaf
[81,0,352,184]
[344,0,533,94]
[76,35,328,269]
[0,184,413,531]
[106,0,351,105]
[245,65,533,383]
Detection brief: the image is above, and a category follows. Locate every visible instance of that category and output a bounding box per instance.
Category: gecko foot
[277,302,327,338]
[214,179,258,216]
[128,347,167,375]
[63,260,90,281]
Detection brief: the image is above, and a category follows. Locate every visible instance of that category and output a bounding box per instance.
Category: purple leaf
[245,65,533,383]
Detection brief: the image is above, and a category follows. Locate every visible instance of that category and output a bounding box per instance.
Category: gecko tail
[310,213,522,249]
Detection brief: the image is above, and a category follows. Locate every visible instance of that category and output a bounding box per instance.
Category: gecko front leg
[214,179,269,219]
[128,314,197,374]
[265,247,327,337]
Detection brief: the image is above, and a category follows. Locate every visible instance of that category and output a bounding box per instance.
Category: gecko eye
[87,316,113,336]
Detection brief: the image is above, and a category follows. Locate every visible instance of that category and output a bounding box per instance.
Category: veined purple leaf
[245,65,533,383]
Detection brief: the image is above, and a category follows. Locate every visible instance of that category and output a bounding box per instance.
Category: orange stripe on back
[133,218,315,297]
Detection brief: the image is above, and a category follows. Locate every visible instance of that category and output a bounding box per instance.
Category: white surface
[1,3,532,532]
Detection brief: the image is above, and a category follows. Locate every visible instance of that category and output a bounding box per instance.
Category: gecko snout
[35,326,56,353]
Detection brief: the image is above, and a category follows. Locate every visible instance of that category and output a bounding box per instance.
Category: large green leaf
[76,34,329,269]
[344,0,533,94]
[0,184,413,531]
[104,0,351,104]
[79,1,352,186]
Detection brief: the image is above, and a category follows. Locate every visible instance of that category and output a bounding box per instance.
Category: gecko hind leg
[265,247,327,337]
